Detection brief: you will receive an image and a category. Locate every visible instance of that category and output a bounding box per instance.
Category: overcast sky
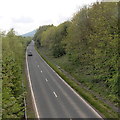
[0,0,99,35]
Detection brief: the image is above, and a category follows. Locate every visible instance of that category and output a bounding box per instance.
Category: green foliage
[41,26,56,48]
[39,21,71,57]
[36,46,118,118]
[34,2,119,107]
[2,29,31,118]
[33,25,53,48]
[64,2,119,97]
[51,22,70,57]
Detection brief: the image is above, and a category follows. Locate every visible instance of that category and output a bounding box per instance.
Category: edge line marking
[35,47,102,119]
[53,91,58,98]
[26,47,40,118]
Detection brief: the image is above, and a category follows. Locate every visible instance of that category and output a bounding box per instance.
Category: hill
[22,30,36,37]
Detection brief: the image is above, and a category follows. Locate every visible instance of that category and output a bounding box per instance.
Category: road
[26,41,102,118]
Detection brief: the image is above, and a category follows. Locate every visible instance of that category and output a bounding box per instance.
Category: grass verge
[24,51,36,118]
[35,46,119,119]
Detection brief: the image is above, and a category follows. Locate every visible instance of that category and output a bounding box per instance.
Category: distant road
[26,41,102,118]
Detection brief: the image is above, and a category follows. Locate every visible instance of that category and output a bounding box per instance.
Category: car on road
[28,51,32,56]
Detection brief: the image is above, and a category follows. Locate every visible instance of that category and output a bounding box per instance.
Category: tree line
[34,2,119,104]
[1,29,31,118]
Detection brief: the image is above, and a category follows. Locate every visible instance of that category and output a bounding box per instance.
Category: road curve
[26,41,102,119]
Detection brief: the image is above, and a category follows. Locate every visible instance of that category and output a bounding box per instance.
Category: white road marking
[56,72,103,118]
[41,70,42,73]
[53,91,58,98]
[38,65,39,67]
[26,48,40,118]
[35,47,102,118]
[45,78,48,82]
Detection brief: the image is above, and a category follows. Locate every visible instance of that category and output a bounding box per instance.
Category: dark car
[28,51,32,56]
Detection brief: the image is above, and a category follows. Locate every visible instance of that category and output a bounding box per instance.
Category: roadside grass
[25,75,36,119]
[37,47,119,104]
[35,46,119,118]
[24,51,36,118]
[24,66,36,118]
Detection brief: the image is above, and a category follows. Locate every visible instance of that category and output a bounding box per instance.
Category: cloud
[0,0,99,34]
[0,16,3,19]
[12,16,34,24]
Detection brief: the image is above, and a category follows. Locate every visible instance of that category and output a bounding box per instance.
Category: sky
[0,0,99,35]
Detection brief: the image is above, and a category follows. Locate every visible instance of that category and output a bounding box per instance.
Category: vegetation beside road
[1,29,31,118]
[36,46,118,118]
[34,1,119,118]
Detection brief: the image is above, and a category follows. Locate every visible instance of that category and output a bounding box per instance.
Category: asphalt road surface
[26,41,102,119]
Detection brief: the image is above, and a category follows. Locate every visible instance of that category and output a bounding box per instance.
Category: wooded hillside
[34,2,119,106]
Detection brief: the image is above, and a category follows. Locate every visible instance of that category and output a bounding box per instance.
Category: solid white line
[26,48,40,118]
[53,91,58,98]
[55,72,103,118]
[35,47,102,119]
[56,75,103,118]
[45,78,48,82]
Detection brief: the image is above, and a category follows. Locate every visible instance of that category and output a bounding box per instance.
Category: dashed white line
[35,46,102,119]
[53,91,58,98]
[41,70,42,73]
[38,65,39,67]
[45,78,48,82]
